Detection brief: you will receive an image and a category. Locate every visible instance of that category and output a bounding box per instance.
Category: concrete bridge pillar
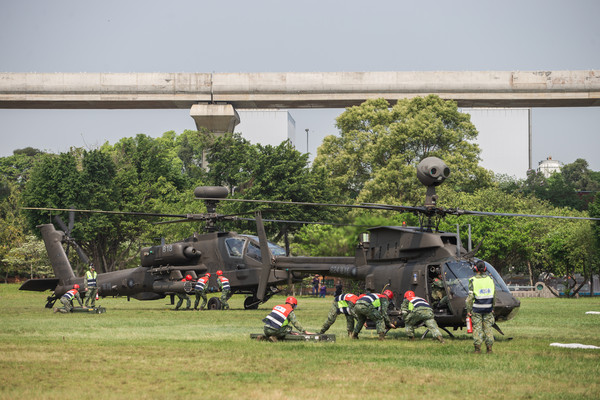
[190,103,240,134]
[190,103,240,170]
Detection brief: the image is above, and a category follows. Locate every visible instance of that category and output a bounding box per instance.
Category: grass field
[1,284,599,400]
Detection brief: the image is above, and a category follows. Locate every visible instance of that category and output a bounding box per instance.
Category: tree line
[1,95,598,295]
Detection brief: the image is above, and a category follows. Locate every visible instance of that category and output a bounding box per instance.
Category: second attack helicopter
[196,156,600,335]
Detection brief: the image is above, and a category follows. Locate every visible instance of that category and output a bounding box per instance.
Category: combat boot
[255,335,265,341]
[351,332,359,340]
[347,330,353,337]
[436,336,445,344]
[268,336,278,343]
[378,332,386,341]
[474,345,481,354]
[486,345,493,354]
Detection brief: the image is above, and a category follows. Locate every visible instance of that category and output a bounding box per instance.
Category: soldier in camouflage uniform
[466,260,496,353]
[54,284,83,313]
[193,273,210,310]
[351,290,395,340]
[401,290,444,343]
[216,270,232,310]
[318,293,358,336]
[175,275,193,310]
[259,297,313,342]
[431,272,449,309]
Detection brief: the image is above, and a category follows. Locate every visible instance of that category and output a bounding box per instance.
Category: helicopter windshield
[241,235,287,259]
[443,260,511,297]
[225,238,245,258]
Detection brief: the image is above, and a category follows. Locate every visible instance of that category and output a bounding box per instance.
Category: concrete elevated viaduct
[1,70,599,132]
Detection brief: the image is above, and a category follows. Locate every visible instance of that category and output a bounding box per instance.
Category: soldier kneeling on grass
[257,297,313,342]
[54,284,83,314]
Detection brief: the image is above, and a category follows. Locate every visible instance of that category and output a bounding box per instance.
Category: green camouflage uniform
[466,274,496,348]
[431,276,449,309]
[264,309,306,339]
[193,276,210,310]
[318,294,356,334]
[352,294,392,336]
[194,290,208,310]
[56,290,83,313]
[175,293,191,310]
[400,297,443,339]
[218,276,232,310]
[84,268,98,308]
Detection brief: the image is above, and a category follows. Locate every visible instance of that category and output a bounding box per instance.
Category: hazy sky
[0,0,598,175]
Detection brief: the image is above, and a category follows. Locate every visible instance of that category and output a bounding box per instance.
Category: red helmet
[185,274,193,281]
[205,273,211,278]
[383,289,394,300]
[346,294,358,304]
[216,270,223,276]
[404,290,415,300]
[286,296,298,307]
[73,284,80,290]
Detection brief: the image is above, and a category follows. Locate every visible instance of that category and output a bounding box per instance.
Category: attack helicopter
[19,187,301,310]
[196,157,600,336]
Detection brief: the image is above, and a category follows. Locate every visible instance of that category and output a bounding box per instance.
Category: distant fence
[509,282,555,298]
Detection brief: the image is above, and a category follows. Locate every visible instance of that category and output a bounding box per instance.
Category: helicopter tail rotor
[53,214,90,266]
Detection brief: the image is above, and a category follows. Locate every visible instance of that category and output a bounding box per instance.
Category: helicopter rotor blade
[447,209,600,221]
[237,217,372,227]
[195,197,376,210]
[255,211,273,302]
[22,207,189,219]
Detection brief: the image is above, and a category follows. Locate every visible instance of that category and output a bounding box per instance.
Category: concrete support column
[190,103,240,134]
[190,103,240,170]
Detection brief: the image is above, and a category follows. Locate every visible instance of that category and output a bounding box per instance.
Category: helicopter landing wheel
[244,296,260,310]
[207,297,222,310]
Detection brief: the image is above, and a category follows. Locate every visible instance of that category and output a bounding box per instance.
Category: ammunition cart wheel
[207,297,222,310]
[244,296,260,310]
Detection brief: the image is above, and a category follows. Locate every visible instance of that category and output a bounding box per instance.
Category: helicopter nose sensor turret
[417,157,451,187]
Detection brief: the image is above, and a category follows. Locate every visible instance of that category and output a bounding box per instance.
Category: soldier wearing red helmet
[259,296,313,342]
[401,290,444,343]
[54,284,83,314]
[216,270,232,310]
[351,291,396,340]
[193,273,211,311]
[174,275,193,310]
[318,293,358,336]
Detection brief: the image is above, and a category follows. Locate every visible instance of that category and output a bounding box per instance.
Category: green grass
[1,284,599,400]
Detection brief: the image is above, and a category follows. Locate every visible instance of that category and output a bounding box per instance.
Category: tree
[0,180,27,282]
[206,132,257,192]
[2,235,51,281]
[22,135,195,273]
[313,95,491,205]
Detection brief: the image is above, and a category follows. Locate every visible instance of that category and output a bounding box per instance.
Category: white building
[236,110,296,147]
[537,156,562,177]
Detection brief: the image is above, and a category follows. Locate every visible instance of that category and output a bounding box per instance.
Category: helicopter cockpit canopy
[442,260,511,297]
[225,235,286,261]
